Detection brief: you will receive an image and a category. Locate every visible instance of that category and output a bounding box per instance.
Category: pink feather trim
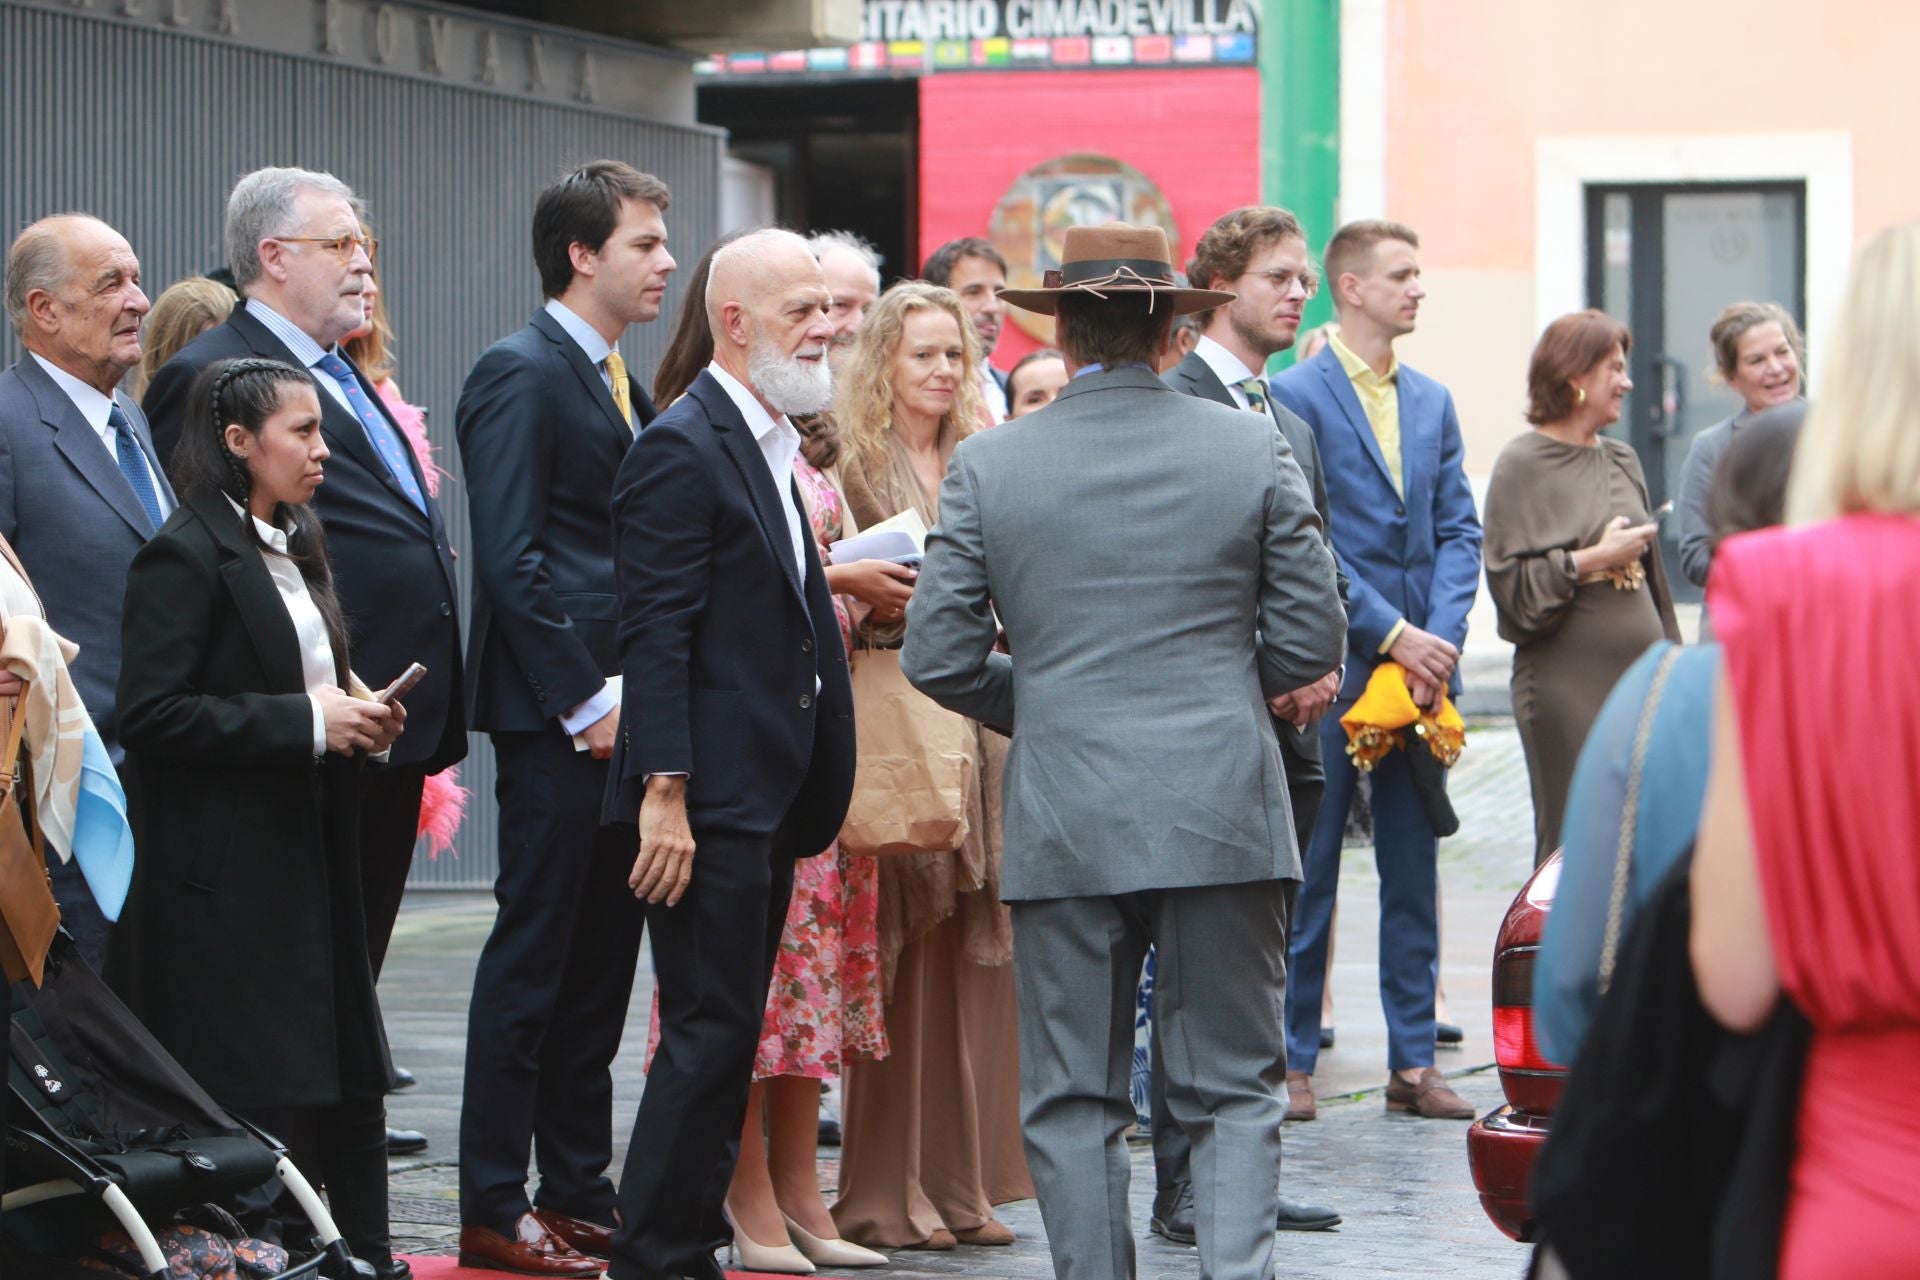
[416,766,469,859]
[374,383,449,499]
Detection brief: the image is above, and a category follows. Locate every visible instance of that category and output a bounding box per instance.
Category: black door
[1585,181,1805,600]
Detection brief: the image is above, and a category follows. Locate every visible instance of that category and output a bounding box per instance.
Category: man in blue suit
[1270,219,1482,1120]
[1,214,176,969]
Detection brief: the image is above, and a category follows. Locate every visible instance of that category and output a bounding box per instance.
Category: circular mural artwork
[988,154,1179,343]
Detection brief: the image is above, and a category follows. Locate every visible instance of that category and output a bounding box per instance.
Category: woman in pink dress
[1693,220,1920,1279]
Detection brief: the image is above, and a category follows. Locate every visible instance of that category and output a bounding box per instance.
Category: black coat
[142,308,465,771]
[603,370,854,854]
[455,309,657,733]
[1164,349,1349,778]
[107,488,392,1110]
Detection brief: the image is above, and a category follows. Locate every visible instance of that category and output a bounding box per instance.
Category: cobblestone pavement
[377,720,1541,1279]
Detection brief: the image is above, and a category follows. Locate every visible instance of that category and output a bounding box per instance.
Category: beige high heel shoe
[721,1204,814,1275]
[780,1214,887,1268]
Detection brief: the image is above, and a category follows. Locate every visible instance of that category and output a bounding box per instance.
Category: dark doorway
[1586,181,1806,600]
[699,79,919,285]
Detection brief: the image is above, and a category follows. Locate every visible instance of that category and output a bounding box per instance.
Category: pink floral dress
[646,457,887,1079]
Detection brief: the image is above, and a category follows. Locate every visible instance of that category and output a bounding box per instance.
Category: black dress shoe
[1149,1181,1195,1245]
[373,1259,413,1280]
[1436,1021,1464,1046]
[1319,1025,1336,1050]
[386,1127,428,1156]
[391,1066,418,1091]
[1276,1195,1342,1232]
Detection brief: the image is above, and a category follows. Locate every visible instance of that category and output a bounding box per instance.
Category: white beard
[747,334,833,417]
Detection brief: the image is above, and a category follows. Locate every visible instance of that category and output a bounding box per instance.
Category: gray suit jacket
[902,365,1347,900]
[0,356,175,760]
[1676,412,1738,589]
[1163,350,1350,778]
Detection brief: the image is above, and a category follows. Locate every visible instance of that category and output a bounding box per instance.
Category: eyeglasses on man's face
[1243,267,1319,298]
[272,234,377,265]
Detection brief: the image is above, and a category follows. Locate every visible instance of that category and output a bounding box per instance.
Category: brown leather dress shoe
[1384,1067,1474,1119]
[458,1214,603,1277]
[1284,1071,1317,1122]
[532,1210,616,1259]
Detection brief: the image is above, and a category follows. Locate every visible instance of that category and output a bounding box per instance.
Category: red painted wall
[918,68,1261,370]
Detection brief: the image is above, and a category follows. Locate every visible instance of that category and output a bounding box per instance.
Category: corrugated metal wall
[2,1,722,888]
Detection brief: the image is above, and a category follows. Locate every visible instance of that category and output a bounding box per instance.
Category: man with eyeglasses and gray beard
[600,229,856,1280]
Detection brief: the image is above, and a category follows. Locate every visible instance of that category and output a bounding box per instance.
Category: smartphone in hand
[377,663,428,705]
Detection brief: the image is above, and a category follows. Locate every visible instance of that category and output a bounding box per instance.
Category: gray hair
[226,166,356,290]
[3,213,92,333]
[808,230,882,284]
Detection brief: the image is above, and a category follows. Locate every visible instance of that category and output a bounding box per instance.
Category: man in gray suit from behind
[1,214,176,967]
[903,224,1346,1280]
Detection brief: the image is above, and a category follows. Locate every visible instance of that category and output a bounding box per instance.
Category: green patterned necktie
[1236,375,1270,416]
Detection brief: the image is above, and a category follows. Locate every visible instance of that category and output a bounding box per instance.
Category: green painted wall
[1262,0,1340,368]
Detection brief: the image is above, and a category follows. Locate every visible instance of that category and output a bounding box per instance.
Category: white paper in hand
[829,508,929,565]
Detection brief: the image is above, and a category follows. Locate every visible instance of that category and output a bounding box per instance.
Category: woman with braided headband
[109,357,412,1278]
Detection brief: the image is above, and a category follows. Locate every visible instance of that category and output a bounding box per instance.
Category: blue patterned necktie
[1235,375,1272,417]
[108,403,165,531]
[313,352,427,513]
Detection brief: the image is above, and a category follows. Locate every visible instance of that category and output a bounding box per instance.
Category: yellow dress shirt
[1329,333,1410,654]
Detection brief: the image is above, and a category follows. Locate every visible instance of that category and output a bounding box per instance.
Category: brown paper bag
[840,648,976,858]
[0,696,58,985]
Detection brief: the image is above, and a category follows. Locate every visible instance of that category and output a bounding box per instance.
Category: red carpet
[403,1258,794,1280]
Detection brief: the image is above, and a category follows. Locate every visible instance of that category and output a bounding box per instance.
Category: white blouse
[229,499,333,756]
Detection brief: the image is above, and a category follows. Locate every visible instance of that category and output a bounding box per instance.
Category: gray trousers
[1011,880,1290,1280]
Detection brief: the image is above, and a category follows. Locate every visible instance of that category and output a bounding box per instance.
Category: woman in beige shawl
[1483,310,1681,865]
[830,282,1034,1250]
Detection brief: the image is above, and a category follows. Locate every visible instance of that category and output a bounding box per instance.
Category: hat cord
[1067,264,1167,312]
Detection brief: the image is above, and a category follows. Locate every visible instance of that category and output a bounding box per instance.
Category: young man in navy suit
[453,161,674,1278]
[1270,220,1483,1121]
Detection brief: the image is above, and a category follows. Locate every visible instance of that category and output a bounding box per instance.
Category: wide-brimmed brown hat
[997,223,1235,317]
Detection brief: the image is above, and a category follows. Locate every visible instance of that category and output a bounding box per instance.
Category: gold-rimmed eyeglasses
[272,234,378,264]
[1244,267,1319,298]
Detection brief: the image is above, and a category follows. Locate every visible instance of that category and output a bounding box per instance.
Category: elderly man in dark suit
[0,213,176,968]
[601,228,855,1280]
[1155,204,1347,1241]
[453,161,675,1279]
[143,167,466,1154]
[904,223,1346,1280]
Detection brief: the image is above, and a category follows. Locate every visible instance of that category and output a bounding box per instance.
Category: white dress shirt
[227,497,335,757]
[1194,335,1264,413]
[540,298,626,737]
[705,361,809,588]
[979,366,1009,425]
[30,353,172,518]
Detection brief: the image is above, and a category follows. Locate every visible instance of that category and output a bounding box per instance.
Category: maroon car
[1466,851,1567,1240]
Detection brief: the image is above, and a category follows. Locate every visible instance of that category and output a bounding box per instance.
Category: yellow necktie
[604,350,633,430]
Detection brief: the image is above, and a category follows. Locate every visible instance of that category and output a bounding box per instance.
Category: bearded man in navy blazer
[452,161,674,1278]
[601,229,854,1280]
[1269,219,1483,1121]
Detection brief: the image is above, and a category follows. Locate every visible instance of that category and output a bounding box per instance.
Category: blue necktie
[313,352,427,513]
[108,404,165,531]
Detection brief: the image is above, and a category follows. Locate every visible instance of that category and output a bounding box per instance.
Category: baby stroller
[3,933,355,1280]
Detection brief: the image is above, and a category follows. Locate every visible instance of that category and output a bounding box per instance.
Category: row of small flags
[698,32,1255,76]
